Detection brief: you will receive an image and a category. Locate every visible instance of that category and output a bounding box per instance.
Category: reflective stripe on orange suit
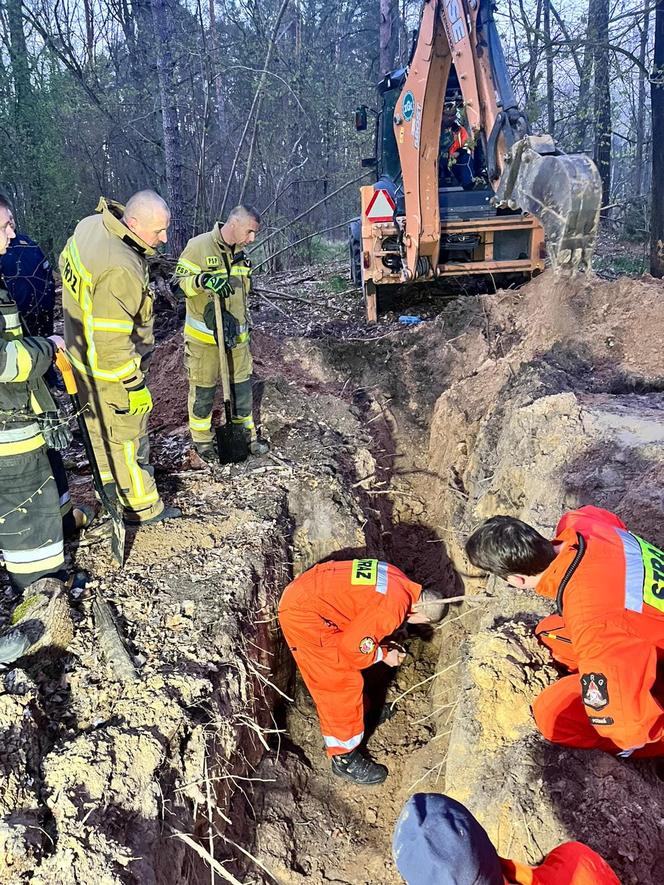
[500,841,621,884]
[278,560,421,756]
[532,505,664,756]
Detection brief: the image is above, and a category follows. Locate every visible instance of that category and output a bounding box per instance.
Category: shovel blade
[216,423,249,464]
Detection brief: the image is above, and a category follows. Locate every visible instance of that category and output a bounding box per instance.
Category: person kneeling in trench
[392,792,620,884]
[465,505,664,759]
[278,558,446,786]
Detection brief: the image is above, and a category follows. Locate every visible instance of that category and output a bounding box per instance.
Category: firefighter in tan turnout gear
[175,205,267,461]
[0,197,90,592]
[60,191,180,525]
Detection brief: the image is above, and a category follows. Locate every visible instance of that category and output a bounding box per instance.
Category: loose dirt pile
[1,266,663,883]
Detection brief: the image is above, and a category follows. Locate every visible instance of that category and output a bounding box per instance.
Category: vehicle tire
[348,219,362,287]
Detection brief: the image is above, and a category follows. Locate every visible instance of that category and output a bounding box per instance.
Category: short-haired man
[174,206,267,461]
[278,558,446,785]
[466,506,664,758]
[0,196,56,338]
[60,192,180,525]
[0,201,88,591]
[392,792,620,884]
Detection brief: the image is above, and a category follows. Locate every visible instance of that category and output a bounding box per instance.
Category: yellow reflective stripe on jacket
[92,318,134,333]
[175,258,201,275]
[0,340,34,382]
[175,258,203,299]
[67,350,139,383]
[230,266,250,276]
[184,316,215,345]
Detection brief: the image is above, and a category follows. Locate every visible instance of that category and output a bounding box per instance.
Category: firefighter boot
[194,441,218,464]
[331,748,388,785]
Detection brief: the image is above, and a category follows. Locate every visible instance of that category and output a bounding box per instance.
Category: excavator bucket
[494,135,602,272]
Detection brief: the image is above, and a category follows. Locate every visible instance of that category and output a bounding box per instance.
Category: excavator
[350,0,602,321]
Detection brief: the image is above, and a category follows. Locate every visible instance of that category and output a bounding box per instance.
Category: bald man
[174,206,267,461]
[60,193,180,525]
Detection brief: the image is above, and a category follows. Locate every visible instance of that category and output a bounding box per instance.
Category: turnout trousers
[278,570,366,757]
[75,372,163,523]
[533,614,664,756]
[184,338,255,445]
[0,445,73,591]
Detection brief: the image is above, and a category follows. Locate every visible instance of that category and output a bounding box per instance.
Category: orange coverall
[501,841,621,884]
[278,559,421,756]
[532,505,664,756]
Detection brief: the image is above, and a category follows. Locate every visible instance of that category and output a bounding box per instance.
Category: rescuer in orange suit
[392,792,621,884]
[465,505,664,758]
[278,559,446,785]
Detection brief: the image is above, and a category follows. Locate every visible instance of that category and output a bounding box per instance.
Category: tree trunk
[209,0,229,154]
[592,0,611,203]
[379,0,398,76]
[650,0,664,276]
[5,0,44,224]
[527,0,543,106]
[635,3,651,194]
[543,0,555,135]
[150,0,187,253]
[574,0,596,152]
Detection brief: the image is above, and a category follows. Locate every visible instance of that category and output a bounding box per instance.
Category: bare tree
[592,0,612,202]
[150,0,187,252]
[650,0,664,275]
[379,0,399,76]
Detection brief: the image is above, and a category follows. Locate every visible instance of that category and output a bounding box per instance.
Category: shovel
[54,351,126,566]
[212,293,249,464]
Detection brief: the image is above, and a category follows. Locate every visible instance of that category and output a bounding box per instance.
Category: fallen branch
[92,595,137,683]
[389,659,461,708]
[169,828,243,885]
[255,286,351,316]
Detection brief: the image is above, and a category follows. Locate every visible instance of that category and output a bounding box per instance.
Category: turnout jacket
[536,505,664,752]
[59,198,156,392]
[0,278,56,457]
[174,224,252,346]
[279,559,422,668]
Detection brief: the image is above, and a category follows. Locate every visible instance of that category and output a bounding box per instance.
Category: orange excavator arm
[394,0,602,281]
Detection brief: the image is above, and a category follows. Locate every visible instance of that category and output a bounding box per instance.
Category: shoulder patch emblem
[359,636,376,655]
[581,672,609,710]
[206,256,220,268]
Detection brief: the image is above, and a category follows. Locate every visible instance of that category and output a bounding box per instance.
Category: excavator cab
[350,0,602,321]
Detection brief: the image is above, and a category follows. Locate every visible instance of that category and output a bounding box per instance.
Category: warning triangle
[365,188,396,222]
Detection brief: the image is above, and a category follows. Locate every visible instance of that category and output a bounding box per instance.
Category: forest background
[1,0,663,274]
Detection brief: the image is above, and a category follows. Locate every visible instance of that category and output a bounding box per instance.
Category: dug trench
[1,267,664,883]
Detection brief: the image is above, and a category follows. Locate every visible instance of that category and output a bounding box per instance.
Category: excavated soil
[1,265,664,883]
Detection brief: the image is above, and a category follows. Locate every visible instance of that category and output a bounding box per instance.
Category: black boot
[331,748,388,785]
[194,441,218,464]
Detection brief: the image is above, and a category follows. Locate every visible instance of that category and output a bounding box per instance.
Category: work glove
[203,300,241,349]
[195,273,233,298]
[39,411,74,451]
[126,385,153,416]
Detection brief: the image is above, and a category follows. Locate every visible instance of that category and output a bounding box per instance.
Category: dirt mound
[3,266,664,882]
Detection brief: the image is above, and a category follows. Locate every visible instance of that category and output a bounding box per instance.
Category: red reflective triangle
[365,188,396,222]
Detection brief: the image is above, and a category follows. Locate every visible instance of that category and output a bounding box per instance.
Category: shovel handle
[54,350,78,396]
